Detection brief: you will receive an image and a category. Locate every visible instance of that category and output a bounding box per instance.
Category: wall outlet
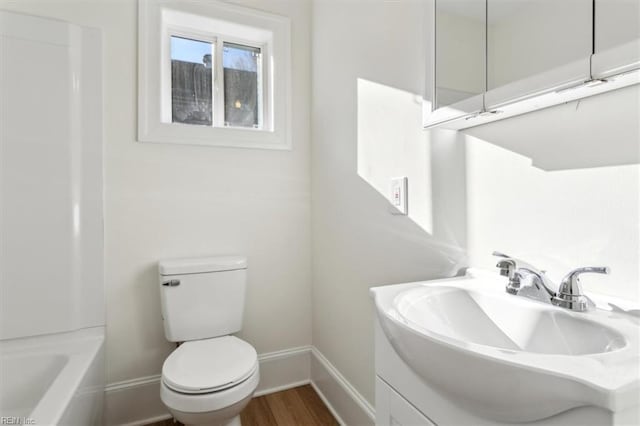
[390,177,408,215]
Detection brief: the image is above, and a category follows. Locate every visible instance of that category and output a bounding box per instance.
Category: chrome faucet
[553,266,610,312]
[492,252,610,312]
[492,251,556,302]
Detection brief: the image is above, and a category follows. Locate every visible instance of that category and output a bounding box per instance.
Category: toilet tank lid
[159,256,247,276]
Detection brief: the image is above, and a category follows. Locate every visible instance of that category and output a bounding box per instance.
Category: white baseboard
[310,347,375,426]
[105,374,168,426]
[105,345,375,426]
[105,345,311,426]
[253,346,311,397]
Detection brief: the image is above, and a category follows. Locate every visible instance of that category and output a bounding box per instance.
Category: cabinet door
[592,0,640,78]
[596,0,640,51]
[486,0,592,107]
[376,377,435,426]
[434,0,486,109]
[425,0,486,126]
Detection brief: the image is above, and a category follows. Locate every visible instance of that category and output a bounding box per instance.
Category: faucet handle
[559,267,610,294]
[492,252,519,294]
[492,251,510,259]
[495,259,515,277]
[553,266,610,312]
[492,251,515,277]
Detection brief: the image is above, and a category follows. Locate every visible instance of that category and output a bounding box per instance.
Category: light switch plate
[390,177,408,215]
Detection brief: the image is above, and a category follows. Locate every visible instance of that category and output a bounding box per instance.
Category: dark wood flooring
[146,385,339,426]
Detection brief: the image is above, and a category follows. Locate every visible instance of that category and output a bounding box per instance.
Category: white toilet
[158,256,259,426]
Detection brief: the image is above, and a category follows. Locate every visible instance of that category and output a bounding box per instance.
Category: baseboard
[310,347,376,426]
[105,345,375,426]
[253,346,311,397]
[105,345,312,426]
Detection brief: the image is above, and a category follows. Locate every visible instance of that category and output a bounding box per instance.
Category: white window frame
[139,0,291,150]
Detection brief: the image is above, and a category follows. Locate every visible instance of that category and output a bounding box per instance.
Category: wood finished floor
[147,385,339,426]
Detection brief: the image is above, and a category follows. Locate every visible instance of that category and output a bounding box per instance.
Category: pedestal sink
[371,270,640,424]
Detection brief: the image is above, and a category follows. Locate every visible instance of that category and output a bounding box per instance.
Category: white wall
[0,0,312,389]
[311,0,467,407]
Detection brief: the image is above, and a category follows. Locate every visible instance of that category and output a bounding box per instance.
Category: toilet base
[226,415,241,426]
[161,364,259,426]
[168,394,251,426]
[173,414,240,426]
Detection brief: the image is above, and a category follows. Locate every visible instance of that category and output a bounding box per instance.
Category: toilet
[158,256,259,426]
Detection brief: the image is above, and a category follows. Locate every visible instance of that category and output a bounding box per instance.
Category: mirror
[595,0,640,53]
[425,0,639,130]
[487,0,592,90]
[435,0,486,109]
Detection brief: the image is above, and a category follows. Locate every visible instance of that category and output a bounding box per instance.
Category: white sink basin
[371,270,640,423]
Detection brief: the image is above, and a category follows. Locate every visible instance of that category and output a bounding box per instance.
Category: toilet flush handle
[162,279,181,287]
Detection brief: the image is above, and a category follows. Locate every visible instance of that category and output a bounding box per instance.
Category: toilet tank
[158,256,247,342]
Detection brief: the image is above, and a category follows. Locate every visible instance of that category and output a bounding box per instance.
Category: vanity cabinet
[424,0,640,129]
[375,378,435,426]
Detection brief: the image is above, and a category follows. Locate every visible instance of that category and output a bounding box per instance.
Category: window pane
[223,42,261,128]
[171,36,213,126]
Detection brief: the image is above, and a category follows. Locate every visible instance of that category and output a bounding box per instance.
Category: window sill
[138,120,291,150]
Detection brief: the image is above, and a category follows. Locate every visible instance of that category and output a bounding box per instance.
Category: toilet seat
[161,364,259,414]
[162,336,258,394]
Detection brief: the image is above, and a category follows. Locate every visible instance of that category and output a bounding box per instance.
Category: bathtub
[0,327,105,425]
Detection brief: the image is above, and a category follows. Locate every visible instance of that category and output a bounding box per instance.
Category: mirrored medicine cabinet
[425,0,640,129]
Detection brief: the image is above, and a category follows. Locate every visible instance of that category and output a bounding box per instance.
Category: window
[169,37,263,129]
[138,0,291,150]
[170,36,213,126]
[222,42,262,129]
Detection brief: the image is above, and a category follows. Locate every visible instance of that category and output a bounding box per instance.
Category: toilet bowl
[158,256,258,425]
[160,336,259,426]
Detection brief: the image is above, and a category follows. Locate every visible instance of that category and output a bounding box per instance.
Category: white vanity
[371,269,640,426]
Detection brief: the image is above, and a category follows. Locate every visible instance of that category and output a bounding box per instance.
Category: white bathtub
[0,328,105,425]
